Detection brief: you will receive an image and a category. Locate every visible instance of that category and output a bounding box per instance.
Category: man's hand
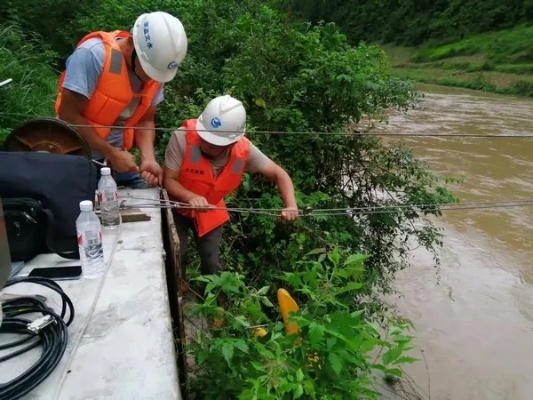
[139,160,163,187]
[280,207,299,221]
[188,195,211,211]
[108,150,138,173]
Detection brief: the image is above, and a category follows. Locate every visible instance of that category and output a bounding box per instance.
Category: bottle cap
[79,200,93,212]
[101,167,111,176]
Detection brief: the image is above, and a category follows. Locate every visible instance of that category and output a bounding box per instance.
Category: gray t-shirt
[164,127,270,176]
[61,37,165,159]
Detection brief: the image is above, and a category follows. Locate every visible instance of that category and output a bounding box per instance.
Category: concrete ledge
[0,188,181,399]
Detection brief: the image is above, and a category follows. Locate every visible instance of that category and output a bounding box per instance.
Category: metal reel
[3,118,91,159]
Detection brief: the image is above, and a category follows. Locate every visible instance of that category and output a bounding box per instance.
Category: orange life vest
[55,30,161,151]
[176,119,251,237]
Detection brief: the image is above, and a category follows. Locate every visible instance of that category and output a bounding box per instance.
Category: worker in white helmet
[164,95,299,282]
[55,11,188,188]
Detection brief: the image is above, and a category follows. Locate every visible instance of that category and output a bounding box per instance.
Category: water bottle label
[98,190,118,203]
[78,230,102,246]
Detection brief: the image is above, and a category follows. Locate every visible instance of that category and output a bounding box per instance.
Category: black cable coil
[0,276,75,400]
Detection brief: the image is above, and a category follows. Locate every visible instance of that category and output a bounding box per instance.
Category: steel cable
[118,195,533,217]
[1,113,533,138]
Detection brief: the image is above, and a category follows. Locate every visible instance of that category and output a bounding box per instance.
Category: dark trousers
[173,212,224,279]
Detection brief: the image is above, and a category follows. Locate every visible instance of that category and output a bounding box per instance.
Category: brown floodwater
[379,84,533,400]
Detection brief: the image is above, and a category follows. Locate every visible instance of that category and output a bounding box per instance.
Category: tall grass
[0,24,58,144]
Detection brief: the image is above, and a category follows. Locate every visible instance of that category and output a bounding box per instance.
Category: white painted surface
[0,188,181,400]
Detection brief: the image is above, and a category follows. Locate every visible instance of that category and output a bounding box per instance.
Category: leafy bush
[188,248,417,399]
[196,4,454,293]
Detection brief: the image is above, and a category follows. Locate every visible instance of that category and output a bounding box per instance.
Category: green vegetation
[290,1,533,97]
[0,25,58,141]
[189,249,417,399]
[290,0,533,47]
[0,0,459,397]
[383,26,533,97]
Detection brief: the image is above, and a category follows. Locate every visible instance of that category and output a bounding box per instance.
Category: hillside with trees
[290,0,533,97]
[290,0,533,46]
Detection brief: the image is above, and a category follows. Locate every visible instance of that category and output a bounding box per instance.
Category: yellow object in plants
[277,288,300,335]
[277,289,320,366]
[254,327,268,337]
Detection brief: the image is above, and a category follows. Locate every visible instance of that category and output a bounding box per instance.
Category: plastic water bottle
[98,167,120,228]
[76,200,105,279]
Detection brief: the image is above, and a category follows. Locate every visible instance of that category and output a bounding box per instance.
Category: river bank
[382,26,533,98]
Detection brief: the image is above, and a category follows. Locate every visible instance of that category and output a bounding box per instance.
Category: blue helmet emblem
[210,117,222,129]
[167,61,178,70]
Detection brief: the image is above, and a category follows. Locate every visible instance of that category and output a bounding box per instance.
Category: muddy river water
[380,84,533,400]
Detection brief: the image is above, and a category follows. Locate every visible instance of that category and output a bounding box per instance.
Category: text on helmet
[143,21,153,49]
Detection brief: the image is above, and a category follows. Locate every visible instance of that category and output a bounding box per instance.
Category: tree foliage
[290,0,533,46]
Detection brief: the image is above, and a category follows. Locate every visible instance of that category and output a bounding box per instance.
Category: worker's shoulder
[74,37,106,61]
[169,127,187,148]
[245,138,261,153]
[172,127,187,138]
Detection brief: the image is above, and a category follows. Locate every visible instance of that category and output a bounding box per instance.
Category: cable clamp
[27,315,54,333]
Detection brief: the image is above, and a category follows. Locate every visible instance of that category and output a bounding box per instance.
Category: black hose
[0,275,75,400]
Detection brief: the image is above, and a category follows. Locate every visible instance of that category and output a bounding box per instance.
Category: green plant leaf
[393,356,419,365]
[295,368,304,382]
[306,247,327,256]
[234,315,251,328]
[382,345,404,365]
[234,339,249,354]
[257,285,270,295]
[261,297,274,307]
[221,342,234,365]
[294,384,304,398]
[303,380,316,397]
[328,352,343,376]
[343,254,368,266]
[308,323,325,347]
[334,282,364,295]
[385,367,403,377]
[327,248,341,266]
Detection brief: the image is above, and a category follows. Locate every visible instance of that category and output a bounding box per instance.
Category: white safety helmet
[131,11,188,83]
[196,95,247,146]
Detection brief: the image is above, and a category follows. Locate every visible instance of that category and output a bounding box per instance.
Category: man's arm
[135,106,163,185]
[135,106,157,162]
[256,160,299,220]
[164,168,212,209]
[164,168,200,203]
[57,89,119,159]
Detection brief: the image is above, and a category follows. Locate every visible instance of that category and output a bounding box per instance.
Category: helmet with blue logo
[132,12,188,83]
[196,95,247,146]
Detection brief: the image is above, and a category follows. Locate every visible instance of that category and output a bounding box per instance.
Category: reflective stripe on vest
[54,30,161,151]
[176,119,251,237]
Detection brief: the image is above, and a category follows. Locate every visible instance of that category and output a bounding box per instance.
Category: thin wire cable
[2,113,533,138]
[118,195,533,216]
[121,194,533,211]
[50,123,533,138]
